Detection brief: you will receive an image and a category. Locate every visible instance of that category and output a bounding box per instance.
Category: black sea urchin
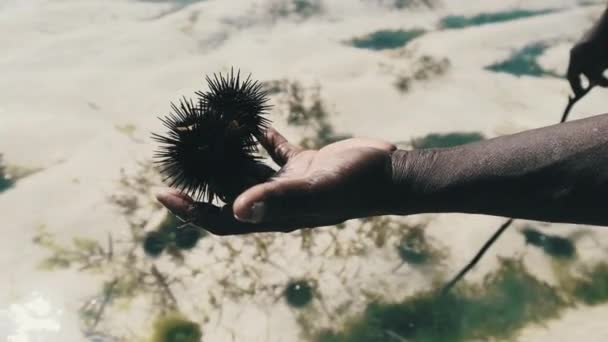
[153,70,273,203]
[196,69,271,143]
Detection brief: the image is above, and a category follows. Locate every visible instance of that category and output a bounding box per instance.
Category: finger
[233,178,316,224]
[156,188,259,235]
[567,66,584,97]
[567,47,586,97]
[156,188,195,222]
[257,127,303,166]
[215,163,277,202]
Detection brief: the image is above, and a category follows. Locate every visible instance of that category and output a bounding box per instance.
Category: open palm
[156,128,396,235]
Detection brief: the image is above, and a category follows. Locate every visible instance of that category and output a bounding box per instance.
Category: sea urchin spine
[153,69,273,203]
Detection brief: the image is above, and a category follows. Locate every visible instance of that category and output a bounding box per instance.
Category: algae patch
[151,313,202,342]
[285,279,315,308]
[521,227,576,259]
[572,263,608,305]
[0,154,15,193]
[349,29,425,50]
[440,9,556,29]
[317,260,563,342]
[486,43,556,78]
[143,212,206,257]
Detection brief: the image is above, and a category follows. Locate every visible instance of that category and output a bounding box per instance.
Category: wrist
[388,148,446,215]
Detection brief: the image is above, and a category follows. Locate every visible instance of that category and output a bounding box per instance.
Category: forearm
[391,114,608,226]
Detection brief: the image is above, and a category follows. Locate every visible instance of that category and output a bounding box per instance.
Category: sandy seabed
[1,0,608,341]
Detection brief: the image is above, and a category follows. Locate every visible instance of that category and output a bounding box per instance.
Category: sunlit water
[2,1,608,341]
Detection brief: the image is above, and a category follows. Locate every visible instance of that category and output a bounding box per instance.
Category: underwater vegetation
[151,314,202,342]
[521,227,576,259]
[349,29,425,50]
[386,0,437,9]
[143,213,207,257]
[440,9,556,29]
[285,279,315,308]
[486,43,556,78]
[32,225,110,271]
[317,260,563,342]
[572,263,608,305]
[394,55,451,93]
[365,0,437,10]
[264,80,351,148]
[0,154,14,193]
[411,132,485,149]
[267,0,324,20]
[395,226,443,266]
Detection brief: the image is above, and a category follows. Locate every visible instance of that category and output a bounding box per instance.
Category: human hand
[156,128,397,235]
[567,19,608,96]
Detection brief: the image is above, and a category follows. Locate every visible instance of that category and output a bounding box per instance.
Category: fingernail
[237,201,265,224]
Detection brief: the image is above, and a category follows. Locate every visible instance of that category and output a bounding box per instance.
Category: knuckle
[275,141,298,160]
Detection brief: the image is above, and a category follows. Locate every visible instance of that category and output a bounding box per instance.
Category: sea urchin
[153,69,273,203]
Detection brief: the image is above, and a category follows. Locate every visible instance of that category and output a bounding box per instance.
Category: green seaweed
[573,263,608,305]
[411,132,485,149]
[349,29,425,50]
[286,280,315,308]
[317,260,563,342]
[440,9,555,29]
[388,0,437,9]
[151,314,202,342]
[144,231,168,257]
[284,82,352,148]
[0,175,13,193]
[293,0,322,17]
[396,228,433,265]
[268,0,323,20]
[143,213,207,256]
[0,155,14,193]
[486,43,556,77]
[521,227,576,259]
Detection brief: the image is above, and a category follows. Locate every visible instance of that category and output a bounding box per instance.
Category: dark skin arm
[391,113,608,226]
[157,7,608,235]
[157,113,608,235]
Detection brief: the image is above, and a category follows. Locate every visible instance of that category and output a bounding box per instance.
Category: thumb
[232,178,315,224]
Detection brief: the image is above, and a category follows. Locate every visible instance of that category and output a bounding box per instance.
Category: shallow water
[2,1,608,341]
